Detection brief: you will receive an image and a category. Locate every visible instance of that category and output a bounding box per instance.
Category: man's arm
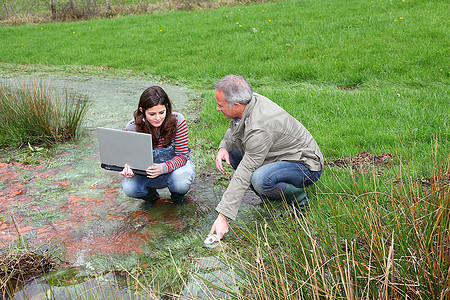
[215,130,273,220]
[209,130,273,240]
[219,127,234,151]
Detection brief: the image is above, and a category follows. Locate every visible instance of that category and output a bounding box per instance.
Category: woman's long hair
[134,86,177,147]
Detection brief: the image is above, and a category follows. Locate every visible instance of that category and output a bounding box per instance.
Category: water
[14,271,144,300]
[0,74,261,298]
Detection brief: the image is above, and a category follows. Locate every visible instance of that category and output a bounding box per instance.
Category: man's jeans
[229,148,321,200]
[121,147,195,198]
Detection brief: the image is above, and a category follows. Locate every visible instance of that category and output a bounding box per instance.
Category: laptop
[97,127,153,176]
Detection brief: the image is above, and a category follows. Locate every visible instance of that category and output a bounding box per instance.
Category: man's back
[228,93,324,171]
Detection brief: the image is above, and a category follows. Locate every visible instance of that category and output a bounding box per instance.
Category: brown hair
[134,86,177,147]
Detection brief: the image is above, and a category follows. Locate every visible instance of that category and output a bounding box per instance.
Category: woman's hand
[120,163,135,178]
[146,163,163,178]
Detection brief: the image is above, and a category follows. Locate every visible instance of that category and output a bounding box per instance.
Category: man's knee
[250,169,275,196]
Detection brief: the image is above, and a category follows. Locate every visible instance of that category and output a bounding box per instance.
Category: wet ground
[326,151,394,168]
[0,75,261,274]
[0,74,402,298]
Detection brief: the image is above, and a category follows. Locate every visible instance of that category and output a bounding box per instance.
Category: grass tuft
[0,80,91,147]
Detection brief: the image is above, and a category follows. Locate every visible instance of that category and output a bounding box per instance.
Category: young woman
[120,86,195,204]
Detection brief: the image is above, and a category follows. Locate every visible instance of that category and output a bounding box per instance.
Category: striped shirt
[125,112,189,174]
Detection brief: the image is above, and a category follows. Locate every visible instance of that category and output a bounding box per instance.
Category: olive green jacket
[216,93,324,220]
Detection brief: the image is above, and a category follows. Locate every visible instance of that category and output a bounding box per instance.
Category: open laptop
[97,127,153,176]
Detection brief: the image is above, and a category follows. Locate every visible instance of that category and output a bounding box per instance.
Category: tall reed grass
[205,147,449,299]
[0,80,90,147]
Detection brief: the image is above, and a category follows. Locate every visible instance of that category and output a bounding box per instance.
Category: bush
[0,80,90,147]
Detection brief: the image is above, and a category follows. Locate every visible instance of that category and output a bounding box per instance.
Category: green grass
[190,82,448,177]
[211,151,449,299]
[0,0,448,86]
[0,0,448,168]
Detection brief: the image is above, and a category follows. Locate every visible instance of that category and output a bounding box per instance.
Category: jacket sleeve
[218,126,234,152]
[215,128,273,220]
[161,115,189,173]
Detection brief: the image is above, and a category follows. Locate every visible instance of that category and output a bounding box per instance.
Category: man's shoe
[283,183,309,214]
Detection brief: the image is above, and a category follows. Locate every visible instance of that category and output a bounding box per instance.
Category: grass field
[1,0,448,86]
[0,0,449,298]
[1,0,448,168]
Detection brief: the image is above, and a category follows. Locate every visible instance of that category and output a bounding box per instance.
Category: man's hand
[120,163,135,178]
[146,163,163,178]
[215,148,230,175]
[209,213,229,240]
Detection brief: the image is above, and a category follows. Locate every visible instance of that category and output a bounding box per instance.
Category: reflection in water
[14,271,157,300]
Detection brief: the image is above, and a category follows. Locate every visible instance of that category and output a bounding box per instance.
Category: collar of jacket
[232,94,257,132]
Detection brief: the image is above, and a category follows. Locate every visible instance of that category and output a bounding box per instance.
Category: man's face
[215,90,239,119]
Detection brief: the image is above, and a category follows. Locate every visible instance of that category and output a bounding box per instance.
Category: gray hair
[214,74,253,106]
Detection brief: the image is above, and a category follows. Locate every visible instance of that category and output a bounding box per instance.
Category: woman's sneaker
[140,188,160,209]
[170,192,187,204]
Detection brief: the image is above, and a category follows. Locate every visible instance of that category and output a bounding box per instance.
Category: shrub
[0,248,56,298]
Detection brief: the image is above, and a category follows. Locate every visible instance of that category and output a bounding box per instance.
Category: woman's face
[142,104,166,129]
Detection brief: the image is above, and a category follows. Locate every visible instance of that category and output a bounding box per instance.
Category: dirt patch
[326,151,395,168]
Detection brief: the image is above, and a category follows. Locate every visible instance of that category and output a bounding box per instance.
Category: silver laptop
[97,127,153,176]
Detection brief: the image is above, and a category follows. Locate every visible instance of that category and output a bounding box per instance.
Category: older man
[209,74,324,240]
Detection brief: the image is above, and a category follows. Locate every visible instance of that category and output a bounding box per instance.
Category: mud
[326,151,394,168]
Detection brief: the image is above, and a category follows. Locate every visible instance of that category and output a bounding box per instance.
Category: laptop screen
[97,127,153,176]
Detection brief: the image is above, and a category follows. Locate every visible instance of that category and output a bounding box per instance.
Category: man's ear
[139,107,143,113]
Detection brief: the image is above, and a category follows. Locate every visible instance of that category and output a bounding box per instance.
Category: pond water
[0,74,261,298]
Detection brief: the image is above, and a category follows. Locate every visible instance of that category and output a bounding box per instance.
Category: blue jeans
[121,147,195,198]
[229,148,321,199]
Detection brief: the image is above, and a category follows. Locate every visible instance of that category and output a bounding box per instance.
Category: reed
[206,146,449,299]
[0,80,91,147]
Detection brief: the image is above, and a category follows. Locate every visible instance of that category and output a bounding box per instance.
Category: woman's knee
[121,177,147,198]
[167,161,195,194]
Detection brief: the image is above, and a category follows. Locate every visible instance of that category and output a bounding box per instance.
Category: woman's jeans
[229,148,321,200]
[121,147,195,198]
